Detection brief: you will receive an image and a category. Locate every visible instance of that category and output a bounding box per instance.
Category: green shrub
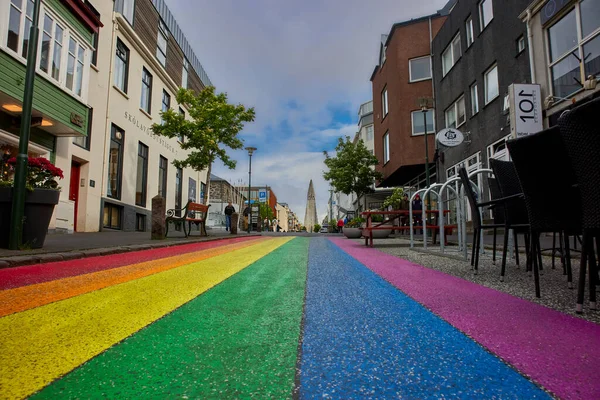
[313,224,321,233]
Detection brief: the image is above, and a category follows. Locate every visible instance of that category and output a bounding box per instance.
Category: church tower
[304,180,318,233]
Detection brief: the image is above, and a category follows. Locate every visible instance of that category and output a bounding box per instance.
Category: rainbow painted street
[1,237,599,399]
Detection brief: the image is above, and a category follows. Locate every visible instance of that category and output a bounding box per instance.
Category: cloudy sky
[165,0,450,223]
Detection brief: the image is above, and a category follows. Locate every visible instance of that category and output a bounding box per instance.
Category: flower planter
[343,227,362,239]
[0,188,60,249]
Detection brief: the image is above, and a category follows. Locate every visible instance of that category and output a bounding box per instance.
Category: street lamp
[419,97,433,221]
[245,146,256,233]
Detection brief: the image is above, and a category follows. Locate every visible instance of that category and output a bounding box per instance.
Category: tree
[323,137,383,211]
[152,86,255,201]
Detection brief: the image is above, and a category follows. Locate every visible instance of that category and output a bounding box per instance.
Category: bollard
[230,213,239,234]
[151,195,166,239]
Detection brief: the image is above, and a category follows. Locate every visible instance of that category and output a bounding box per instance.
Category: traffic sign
[258,189,267,203]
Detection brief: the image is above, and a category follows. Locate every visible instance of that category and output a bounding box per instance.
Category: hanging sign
[436,128,465,147]
[509,83,543,138]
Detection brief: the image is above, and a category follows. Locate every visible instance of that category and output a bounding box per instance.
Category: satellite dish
[436,128,465,147]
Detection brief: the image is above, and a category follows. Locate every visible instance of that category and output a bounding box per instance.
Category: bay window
[547,1,600,99]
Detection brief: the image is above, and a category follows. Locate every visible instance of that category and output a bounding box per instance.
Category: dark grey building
[432,0,531,195]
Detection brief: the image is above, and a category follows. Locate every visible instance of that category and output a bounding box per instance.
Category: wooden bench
[362,224,457,247]
[165,201,211,238]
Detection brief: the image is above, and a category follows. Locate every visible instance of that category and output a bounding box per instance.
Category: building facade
[41,0,212,233]
[0,0,102,232]
[432,0,531,212]
[207,173,246,228]
[370,3,452,188]
[520,0,599,127]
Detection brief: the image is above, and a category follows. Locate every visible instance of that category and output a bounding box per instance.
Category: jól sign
[436,128,464,147]
[509,83,543,138]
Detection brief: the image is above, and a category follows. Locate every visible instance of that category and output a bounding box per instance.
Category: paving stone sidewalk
[0,229,260,267]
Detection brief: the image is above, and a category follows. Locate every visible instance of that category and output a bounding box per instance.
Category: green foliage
[371,213,384,223]
[323,137,383,202]
[151,87,255,172]
[383,187,405,209]
[346,217,365,228]
[328,219,338,232]
[258,203,274,220]
[313,224,321,233]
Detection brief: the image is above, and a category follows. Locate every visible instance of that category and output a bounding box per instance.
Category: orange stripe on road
[0,238,267,317]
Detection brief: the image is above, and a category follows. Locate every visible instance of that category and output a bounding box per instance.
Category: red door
[69,162,81,231]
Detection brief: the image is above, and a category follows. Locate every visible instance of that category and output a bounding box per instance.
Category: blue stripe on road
[298,238,550,399]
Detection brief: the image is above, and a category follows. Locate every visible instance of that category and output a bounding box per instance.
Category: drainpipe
[526,9,536,84]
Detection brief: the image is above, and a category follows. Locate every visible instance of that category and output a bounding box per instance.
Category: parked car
[320,225,329,233]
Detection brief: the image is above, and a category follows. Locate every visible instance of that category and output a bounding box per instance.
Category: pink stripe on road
[330,238,600,400]
[0,237,260,290]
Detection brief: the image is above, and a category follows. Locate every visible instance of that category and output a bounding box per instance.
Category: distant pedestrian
[224,201,235,231]
[263,218,269,232]
[412,194,423,231]
[243,206,250,230]
[272,218,278,232]
[337,218,344,233]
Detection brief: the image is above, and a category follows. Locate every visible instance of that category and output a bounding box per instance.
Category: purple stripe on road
[329,238,600,400]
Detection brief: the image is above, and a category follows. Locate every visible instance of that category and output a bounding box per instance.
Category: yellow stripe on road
[0,237,293,400]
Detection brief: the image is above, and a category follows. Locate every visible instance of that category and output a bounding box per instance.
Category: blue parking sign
[258,189,267,202]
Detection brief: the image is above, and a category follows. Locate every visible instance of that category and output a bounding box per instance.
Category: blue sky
[165,0,450,222]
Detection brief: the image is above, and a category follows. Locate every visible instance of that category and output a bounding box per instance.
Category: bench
[165,201,211,238]
[362,224,457,247]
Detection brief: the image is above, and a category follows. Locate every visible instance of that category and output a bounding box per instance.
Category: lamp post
[245,147,256,233]
[9,0,42,250]
[419,97,433,221]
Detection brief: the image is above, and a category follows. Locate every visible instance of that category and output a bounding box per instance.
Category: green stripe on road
[33,237,309,399]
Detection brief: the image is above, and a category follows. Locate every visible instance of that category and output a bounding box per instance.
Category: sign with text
[509,83,543,138]
[436,128,464,147]
[258,189,267,203]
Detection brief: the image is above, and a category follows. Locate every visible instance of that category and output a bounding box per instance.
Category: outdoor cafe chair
[489,159,530,281]
[506,126,580,298]
[558,97,600,312]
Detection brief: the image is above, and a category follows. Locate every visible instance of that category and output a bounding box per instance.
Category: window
[107,125,124,200]
[114,0,135,25]
[200,182,206,203]
[479,0,493,30]
[547,2,600,99]
[7,0,34,56]
[380,45,387,66]
[158,155,168,199]
[484,65,499,104]
[86,1,100,66]
[182,58,189,89]
[445,96,466,128]
[466,17,474,47]
[411,110,435,136]
[103,203,122,229]
[175,167,183,215]
[136,214,146,232]
[383,131,390,164]
[365,125,374,141]
[140,67,152,114]
[409,56,431,82]
[517,36,526,53]
[178,107,185,143]
[73,107,93,150]
[66,38,85,96]
[470,83,479,115]
[114,39,129,92]
[381,87,388,118]
[136,142,149,207]
[157,19,168,67]
[442,34,461,76]
[161,90,170,124]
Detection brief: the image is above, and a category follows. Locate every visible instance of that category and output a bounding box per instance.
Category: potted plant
[364,211,393,239]
[343,217,364,239]
[0,156,64,249]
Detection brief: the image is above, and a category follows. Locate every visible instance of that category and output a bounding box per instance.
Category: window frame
[107,124,125,200]
[136,142,149,207]
[383,131,390,164]
[114,38,129,93]
[161,89,171,124]
[546,2,600,99]
[410,109,435,136]
[381,87,388,118]
[103,203,122,230]
[156,18,168,67]
[442,33,461,76]
[408,55,432,83]
[182,58,189,89]
[140,67,153,114]
[73,107,93,150]
[479,0,494,31]
[466,16,474,48]
[484,64,499,105]
[178,107,185,143]
[114,0,135,26]
[470,83,479,116]
[445,96,466,129]
[517,35,526,54]
[158,155,168,199]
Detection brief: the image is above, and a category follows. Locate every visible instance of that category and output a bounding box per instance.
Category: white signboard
[258,189,267,203]
[436,128,465,147]
[509,83,543,138]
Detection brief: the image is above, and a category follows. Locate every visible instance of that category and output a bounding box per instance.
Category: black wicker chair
[488,177,505,265]
[506,126,580,298]
[489,159,530,281]
[558,97,600,312]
